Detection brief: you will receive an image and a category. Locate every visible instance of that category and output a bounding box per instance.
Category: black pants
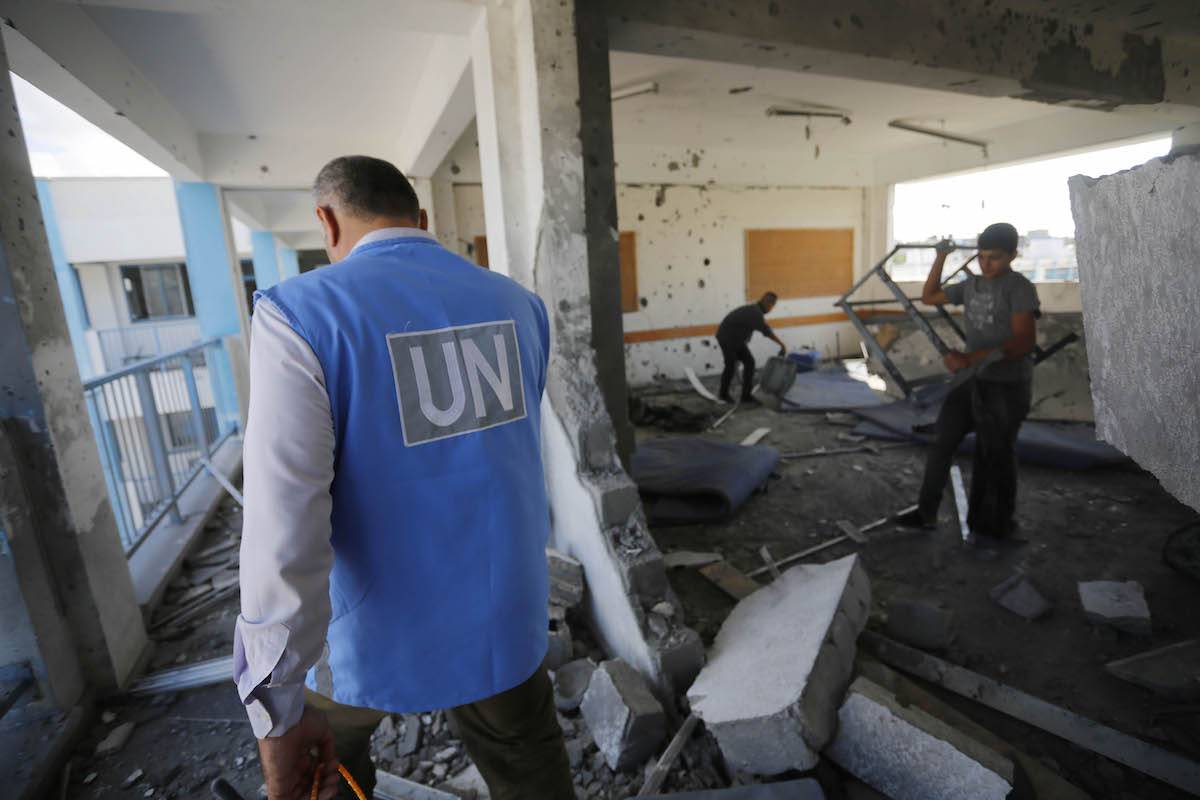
[310,666,574,800]
[917,379,1032,537]
[718,340,755,400]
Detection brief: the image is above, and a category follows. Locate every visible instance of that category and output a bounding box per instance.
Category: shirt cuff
[244,681,306,739]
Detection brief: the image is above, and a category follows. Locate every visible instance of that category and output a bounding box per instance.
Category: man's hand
[258,707,340,800]
[778,343,787,356]
[943,350,971,373]
[934,238,956,256]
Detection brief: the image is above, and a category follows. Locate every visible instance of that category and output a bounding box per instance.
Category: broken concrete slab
[1078,580,1151,635]
[1070,154,1200,512]
[826,677,1015,800]
[990,573,1053,620]
[554,659,596,711]
[687,554,870,775]
[443,763,490,798]
[885,598,955,651]
[1106,639,1200,701]
[94,721,135,756]
[639,779,826,798]
[547,548,585,608]
[580,659,667,771]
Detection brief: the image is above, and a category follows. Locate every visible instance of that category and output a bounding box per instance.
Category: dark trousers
[917,379,1032,537]
[718,339,755,400]
[308,666,574,800]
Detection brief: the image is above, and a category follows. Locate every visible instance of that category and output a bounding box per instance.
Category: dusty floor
[642,384,1200,800]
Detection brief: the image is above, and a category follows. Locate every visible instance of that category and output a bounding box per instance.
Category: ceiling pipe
[888,119,990,156]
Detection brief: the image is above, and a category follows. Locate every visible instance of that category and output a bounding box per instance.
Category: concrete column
[277,244,301,280]
[250,230,282,291]
[174,181,250,430]
[472,0,701,694]
[430,163,462,255]
[34,179,95,379]
[0,52,148,702]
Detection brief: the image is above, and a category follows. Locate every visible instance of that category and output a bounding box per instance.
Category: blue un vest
[259,235,551,712]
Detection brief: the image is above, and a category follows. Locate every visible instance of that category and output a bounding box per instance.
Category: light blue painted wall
[278,245,301,280]
[35,179,94,378]
[251,231,281,290]
[174,181,242,432]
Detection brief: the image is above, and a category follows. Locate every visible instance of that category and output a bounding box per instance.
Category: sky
[10,71,167,178]
[893,136,1172,241]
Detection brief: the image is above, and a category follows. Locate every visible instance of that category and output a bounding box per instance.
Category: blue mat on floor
[631,437,780,525]
[779,361,890,411]
[852,398,1128,471]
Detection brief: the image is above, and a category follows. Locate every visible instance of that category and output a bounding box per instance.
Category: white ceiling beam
[397,35,476,178]
[65,0,485,36]
[277,230,324,251]
[875,107,1192,185]
[225,189,317,234]
[0,0,203,179]
[198,132,405,188]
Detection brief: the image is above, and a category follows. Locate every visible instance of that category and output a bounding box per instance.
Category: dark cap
[978,222,1019,254]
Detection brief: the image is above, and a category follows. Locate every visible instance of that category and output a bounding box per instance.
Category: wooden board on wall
[745,228,853,301]
[619,231,638,313]
[473,235,489,269]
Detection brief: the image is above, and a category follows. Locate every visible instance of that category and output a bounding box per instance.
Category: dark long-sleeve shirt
[716,303,774,346]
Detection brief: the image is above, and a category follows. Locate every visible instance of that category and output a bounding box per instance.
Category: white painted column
[431,162,463,256]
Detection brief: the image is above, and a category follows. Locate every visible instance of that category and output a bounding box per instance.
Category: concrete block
[554,658,596,711]
[687,554,870,775]
[1106,639,1200,701]
[580,659,667,771]
[885,598,955,650]
[639,780,826,798]
[652,625,705,696]
[826,677,1015,800]
[546,616,573,670]
[1069,155,1200,512]
[95,721,135,756]
[587,472,641,527]
[990,573,1053,620]
[1078,580,1151,635]
[547,548,584,608]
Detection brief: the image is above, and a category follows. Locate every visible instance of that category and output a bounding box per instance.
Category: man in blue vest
[233,156,573,800]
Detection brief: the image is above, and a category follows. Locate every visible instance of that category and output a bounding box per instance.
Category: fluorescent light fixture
[611,81,659,101]
[889,119,990,156]
[766,106,852,125]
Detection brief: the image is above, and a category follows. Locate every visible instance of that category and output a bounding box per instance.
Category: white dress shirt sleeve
[233,298,336,738]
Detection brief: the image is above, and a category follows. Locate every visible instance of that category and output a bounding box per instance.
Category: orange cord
[310,763,367,800]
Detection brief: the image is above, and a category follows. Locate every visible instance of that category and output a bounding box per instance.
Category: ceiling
[84,5,439,138]
[609,52,1124,157]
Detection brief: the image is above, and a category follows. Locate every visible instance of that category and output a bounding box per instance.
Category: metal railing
[83,338,235,554]
[94,319,202,373]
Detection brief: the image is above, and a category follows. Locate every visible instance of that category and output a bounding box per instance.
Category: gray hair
[313,155,420,221]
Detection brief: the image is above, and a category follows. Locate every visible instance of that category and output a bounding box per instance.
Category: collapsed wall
[1068,153,1200,512]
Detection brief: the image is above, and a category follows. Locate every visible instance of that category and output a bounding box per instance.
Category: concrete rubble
[884,597,955,650]
[1105,639,1200,701]
[548,547,586,609]
[990,573,1053,620]
[580,659,667,771]
[687,554,870,775]
[94,721,135,756]
[826,677,1015,800]
[554,659,597,711]
[1078,580,1152,635]
[639,780,827,798]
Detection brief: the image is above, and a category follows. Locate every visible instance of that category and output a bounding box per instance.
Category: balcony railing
[82,339,235,554]
[93,319,202,373]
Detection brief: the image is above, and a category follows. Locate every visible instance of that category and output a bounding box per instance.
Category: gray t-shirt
[943,270,1040,382]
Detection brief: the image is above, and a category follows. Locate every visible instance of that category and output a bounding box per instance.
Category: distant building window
[121,263,194,321]
[1043,267,1076,282]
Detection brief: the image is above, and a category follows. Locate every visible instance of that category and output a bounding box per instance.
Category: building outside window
[121,262,194,321]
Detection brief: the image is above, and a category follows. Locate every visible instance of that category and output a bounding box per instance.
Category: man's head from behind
[977,222,1018,279]
[759,291,778,313]
[313,155,427,263]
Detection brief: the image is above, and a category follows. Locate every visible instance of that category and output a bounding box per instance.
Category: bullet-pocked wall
[452,182,866,385]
